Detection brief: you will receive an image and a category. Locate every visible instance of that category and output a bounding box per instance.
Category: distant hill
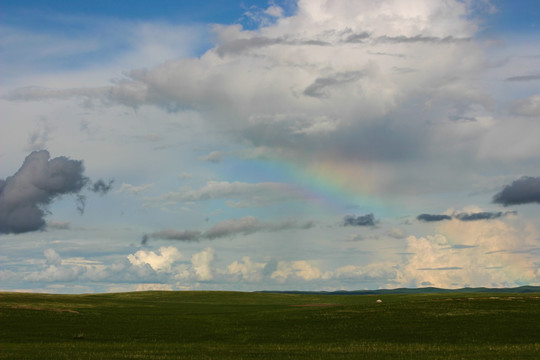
[257,285,540,295]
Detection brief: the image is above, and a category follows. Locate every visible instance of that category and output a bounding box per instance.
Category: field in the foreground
[1,291,539,359]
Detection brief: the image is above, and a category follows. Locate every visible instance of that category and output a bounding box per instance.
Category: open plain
[1,290,539,359]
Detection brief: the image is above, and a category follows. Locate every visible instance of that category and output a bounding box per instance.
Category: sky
[1,0,540,294]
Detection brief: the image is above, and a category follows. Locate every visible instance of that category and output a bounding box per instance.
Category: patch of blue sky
[2,0,297,28]
[1,1,298,82]
[484,0,540,35]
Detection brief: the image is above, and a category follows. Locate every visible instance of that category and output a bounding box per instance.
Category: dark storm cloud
[90,179,114,195]
[0,150,89,234]
[303,71,365,98]
[417,214,452,222]
[493,176,540,206]
[343,214,377,227]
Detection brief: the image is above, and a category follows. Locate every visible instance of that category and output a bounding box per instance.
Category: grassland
[1,291,539,359]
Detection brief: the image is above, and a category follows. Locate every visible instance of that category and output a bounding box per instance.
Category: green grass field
[1,291,539,359]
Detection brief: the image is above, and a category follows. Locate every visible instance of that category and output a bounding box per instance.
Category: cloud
[323,262,398,283]
[216,36,285,57]
[25,120,53,151]
[511,95,540,117]
[493,176,540,206]
[144,230,202,243]
[505,74,540,82]
[204,216,266,239]
[203,216,313,239]
[343,213,377,227]
[454,211,516,221]
[147,181,305,208]
[0,150,89,234]
[344,32,371,43]
[398,217,540,288]
[271,260,322,281]
[44,249,62,266]
[144,216,314,243]
[90,179,114,195]
[418,211,516,222]
[191,247,214,281]
[386,227,406,239]
[303,71,365,98]
[375,35,471,44]
[417,214,452,222]
[135,283,173,291]
[117,182,154,195]
[4,0,490,182]
[127,246,182,273]
[227,256,266,282]
[198,151,223,163]
[216,35,331,57]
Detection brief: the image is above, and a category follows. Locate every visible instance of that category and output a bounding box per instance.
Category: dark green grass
[1,291,539,359]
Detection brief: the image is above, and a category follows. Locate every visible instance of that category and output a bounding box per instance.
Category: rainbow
[226,154,396,216]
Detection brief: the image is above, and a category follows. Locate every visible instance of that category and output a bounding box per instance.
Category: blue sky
[1,0,540,293]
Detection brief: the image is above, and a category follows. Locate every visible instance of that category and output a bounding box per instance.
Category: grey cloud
[493,176,540,206]
[343,214,377,227]
[143,216,314,243]
[367,51,406,58]
[376,35,471,44]
[90,179,114,195]
[344,32,371,43]
[417,211,516,222]
[417,267,463,270]
[454,211,516,221]
[216,36,330,57]
[304,71,365,98]
[448,115,477,122]
[451,244,477,249]
[145,230,202,243]
[204,217,314,239]
[0,150,89,234]
[301,39,331,46]
[505,74,540,82]
[417,214,452,222]
[204,217,264,239]
[217,36,283,57]
[392,67,416,74]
